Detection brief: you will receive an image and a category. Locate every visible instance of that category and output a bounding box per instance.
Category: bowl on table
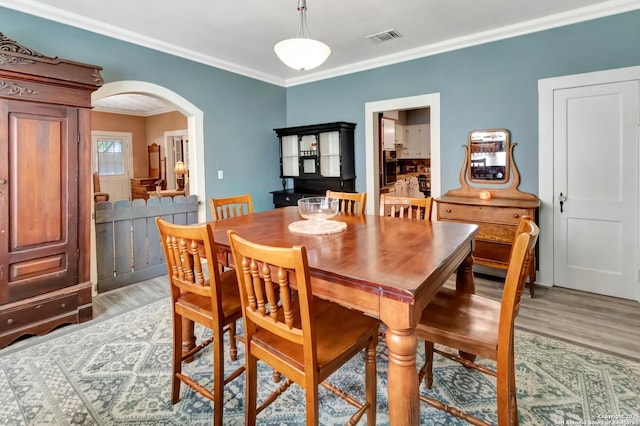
[297,197,339,221]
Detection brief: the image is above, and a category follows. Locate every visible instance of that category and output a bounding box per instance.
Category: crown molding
[1,0,638,88]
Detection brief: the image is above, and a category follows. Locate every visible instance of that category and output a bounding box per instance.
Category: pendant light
[274,0,330,71]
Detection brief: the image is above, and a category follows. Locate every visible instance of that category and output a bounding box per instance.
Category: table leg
[182,317,196,363]
[455,252,475,293]
[456,252,477,362]
[386,326,420,425]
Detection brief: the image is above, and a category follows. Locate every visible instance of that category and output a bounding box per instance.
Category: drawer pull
[446,209,452,213]
[7,318,13,326]
[61,303,66,308]
[285,197,290,201]
[513,214,519,218]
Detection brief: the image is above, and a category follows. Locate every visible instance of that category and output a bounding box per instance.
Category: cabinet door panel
[2,101,78,303]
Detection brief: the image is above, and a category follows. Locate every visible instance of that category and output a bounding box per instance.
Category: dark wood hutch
[0,33,103,347]
[271,121,356,208]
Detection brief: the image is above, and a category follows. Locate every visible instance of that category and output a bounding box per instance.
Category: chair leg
[420,341,434,389]
[229,321,238,362]
[172,312,183,404]
[245,353,258,426]
[497,346,518,426]
[365,336,377,426]
[213,329,225,426]
[305,383,319,426]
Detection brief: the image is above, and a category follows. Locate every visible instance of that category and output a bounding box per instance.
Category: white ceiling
[3,0,638,113]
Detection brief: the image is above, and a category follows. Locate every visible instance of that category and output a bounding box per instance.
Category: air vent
[365,29,402,44]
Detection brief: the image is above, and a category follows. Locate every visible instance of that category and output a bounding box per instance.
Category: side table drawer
[439,203,529,225]
[272,192,306,208]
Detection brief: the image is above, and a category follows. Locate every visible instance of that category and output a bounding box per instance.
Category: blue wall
[2,7,640,202]
[286,10,640,195]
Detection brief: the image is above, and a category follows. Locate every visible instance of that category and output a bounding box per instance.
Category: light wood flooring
[90,273,640,361]
[6,274,640,361]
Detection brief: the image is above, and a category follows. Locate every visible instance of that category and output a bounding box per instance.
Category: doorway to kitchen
[365,93,441,215]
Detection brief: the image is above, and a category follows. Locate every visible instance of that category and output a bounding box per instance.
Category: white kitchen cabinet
[403,124,430,158]
[395,123,406,156]
[381,117,396,150]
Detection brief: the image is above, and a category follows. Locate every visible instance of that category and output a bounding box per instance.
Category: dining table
[200,206,478,425]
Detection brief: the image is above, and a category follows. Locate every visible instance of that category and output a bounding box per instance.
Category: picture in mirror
[468,129,509,183]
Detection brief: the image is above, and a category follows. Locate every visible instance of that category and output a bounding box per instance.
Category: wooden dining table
[202,206,478,425]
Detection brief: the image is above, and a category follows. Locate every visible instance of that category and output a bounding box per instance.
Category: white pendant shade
[274,38,331,71]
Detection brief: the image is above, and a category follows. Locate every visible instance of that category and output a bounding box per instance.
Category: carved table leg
[386,326,419,425]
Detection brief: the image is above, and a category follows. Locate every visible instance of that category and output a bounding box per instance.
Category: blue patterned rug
[1,298,638,425]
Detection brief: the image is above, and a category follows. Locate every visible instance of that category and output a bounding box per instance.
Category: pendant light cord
[297,0,311,39]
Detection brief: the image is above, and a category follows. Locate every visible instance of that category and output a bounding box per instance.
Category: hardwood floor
[91,273,640,361]
[469,274,640,361]
[5,274,640,362]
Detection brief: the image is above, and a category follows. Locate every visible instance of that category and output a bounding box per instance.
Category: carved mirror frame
[447,129,536,200]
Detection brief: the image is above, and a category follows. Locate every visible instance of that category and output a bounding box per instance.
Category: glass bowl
[297,197,339,221]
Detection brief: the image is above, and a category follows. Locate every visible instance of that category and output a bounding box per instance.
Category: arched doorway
[90,81,206,291]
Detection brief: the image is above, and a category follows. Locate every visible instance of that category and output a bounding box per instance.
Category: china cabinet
[272,122,356,207]
[0,33,103,347]
[435,129,540,296]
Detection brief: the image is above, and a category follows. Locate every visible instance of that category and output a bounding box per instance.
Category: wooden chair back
[210,193,254,220]
[379,194,433,221]
[416,217,538,425]
[500,218,539,347]
[228,230,315,356]
[92,172,109,202]
[326,190,366,215]
[510,214,536,294]
[156,218,244,425]
[227,229,378,425]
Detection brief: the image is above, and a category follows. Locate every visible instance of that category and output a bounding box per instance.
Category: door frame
[91,130,134,200]
[164,129,188,191]
[538,65,640,288]
[365,93,441,215]
[90,81,204,294]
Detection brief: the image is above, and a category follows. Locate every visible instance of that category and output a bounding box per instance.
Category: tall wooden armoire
[0,33,103,348]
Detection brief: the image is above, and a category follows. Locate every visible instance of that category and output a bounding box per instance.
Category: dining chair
[155,218,245,426]
[416,217,539,426]
[92,172,109,203]
[325,190,366,215]
[379,193,433,221]
[210,193,254,220]
[227,230,379,426]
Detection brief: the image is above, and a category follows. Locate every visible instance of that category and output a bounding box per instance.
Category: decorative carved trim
[0,32,55,65]
[92,69,104,85]
[0,80,39,96]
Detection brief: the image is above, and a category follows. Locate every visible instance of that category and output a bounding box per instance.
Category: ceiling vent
[365,29,402,44]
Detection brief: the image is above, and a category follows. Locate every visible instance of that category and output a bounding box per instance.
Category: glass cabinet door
[281,135,299,176]
[299,135,318,174]
[319,131,340,177]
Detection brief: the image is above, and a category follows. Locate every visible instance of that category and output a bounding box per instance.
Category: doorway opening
[90,81,205,294]
[365,93,441,215]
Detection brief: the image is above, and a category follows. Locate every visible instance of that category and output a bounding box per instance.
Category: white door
[553,80,640,300]
[91,131,133,201]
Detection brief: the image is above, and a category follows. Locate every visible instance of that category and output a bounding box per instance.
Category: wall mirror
[468,129,509,184]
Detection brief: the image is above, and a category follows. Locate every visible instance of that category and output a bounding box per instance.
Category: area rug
[1,298,638,425]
